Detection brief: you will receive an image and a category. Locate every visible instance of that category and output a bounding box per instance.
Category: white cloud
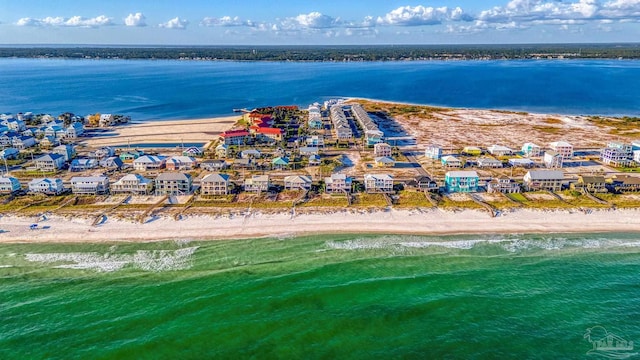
[201,16,248,27]
[159,17,188,29]
[279,12,341,30]
[377,6,470,26]
[16,15,113,27]
[124,13,146,27]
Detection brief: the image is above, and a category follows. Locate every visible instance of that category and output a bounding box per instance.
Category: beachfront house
[200,159,229,171]
[487,176,521,194]
[70,158,98,172]
[544,151,563,168]
[99,114,116,127]
[111,174,154,195]
[0,176,21,194]
[549,141,573,159]
[508,158,535,168]
[374,156,396,168]
[364,174,394,193]
[425,145,442,160]
[522,142,542,157]
[244,175,270,193]
[215,144,229,158]
[609,175,640,193]
[374,143,392,157]
[324,174,352,193]
[487,145,513,157]
[53,144,76,161]
[477,158,503,168]
[407,175,439,192]
[572,175,608,193]
[70,176,110,195]
[220,129,251,146]
[462,146,482,156]
[28,178,65,195]
[441,155,462,168]
[165,156,198,171]
[133,155,167,171]
[444,171,479,193]
[34,153,66,172]
[523,170,564,192]
[200,173,231,195]
[600,142,633,167]
[284,175,312,191]
[154,172,192,196]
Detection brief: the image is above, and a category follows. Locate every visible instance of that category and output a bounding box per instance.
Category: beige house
[70,176,110,195]
[284,175,312,190]
[111,174,153,195]
[200,173,231,195]
[374,142,392,157]
[324,174,352,193]
[572,175,608,193]
[154,172,192,195]
[364,174,394,193]
[523,170,564,192]
[244,175,270,193]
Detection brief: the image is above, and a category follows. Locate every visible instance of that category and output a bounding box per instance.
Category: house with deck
[462,146,482,156]
[0,148,19,160]
[12,136,36,150]
[521,142,542,157]
[39,136,60,149]
[374,143,392,157]
[200,173,231,195]
[407,175,439,192]
[28,178,65,195]
[133,155,167,171]
[272,157,290,170]
[477,158,503,168]
[119,151,143,162]
[99,114,116,127]
[508,158,535,168]
[284,175,312,190]
[154,172,192,195]
[200,159,229,171]
[111,174,153,195]
[244,175,270,193]
[308,154,321,166]
[364,174,394,193]
[306,135,325,147]
[70,158,98,172]
[523,170,564,191]
[182,147,203,157]
[215,144,229,158]
[299,147,319,156]
[34,153,66,172]
[99,156,124,170]
[240,149,261,159]
[549,141,573,159]
[544,151,563,168]
[488,145,513,157]
[425,145,442,160]
[609,175,640,193]
[374,156,395,167]
[0,176,21,194]
[53,144,76,162]
[600,141,633,167]
[165,156,198,171]
[444,171,479,193]
[65,122,84,138]
[572,175,608,193]
[441,155,462,168]
[254,127,284,143]
[325,173,352,193]
[70,176,110,195]
[487,176,521,193]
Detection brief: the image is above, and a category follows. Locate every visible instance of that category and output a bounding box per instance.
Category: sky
[0,0,638,45]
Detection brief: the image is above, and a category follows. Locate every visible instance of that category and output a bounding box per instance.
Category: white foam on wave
[25,247,199,273]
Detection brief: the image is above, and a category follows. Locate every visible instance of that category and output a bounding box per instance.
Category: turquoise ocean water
[2,233,640,359]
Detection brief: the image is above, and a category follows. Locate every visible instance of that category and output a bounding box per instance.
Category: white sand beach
[1,208,639,243]
[82,116,240,147]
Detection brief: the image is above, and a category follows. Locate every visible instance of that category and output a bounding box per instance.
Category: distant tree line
[1,44,640,61]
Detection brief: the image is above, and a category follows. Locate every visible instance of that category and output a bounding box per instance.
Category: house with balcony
[70,158,98,172]
[284,175,312,190]
[11,136,36,150]
[324,173,352,193]
[220,129,251,145]
[477,158,503,168]
[364,174,394,193]
[441,155,462,168]
[133,155,167,171]
[28,178,65,195]
[488,145,513,157]
[244,175,270,193]
[462,146,482,156]
[0,148,19,160]
[34,153,66,172]
[521,142,542,157]
[425,145,442,160]
[487,176,521,193]
[99,156,124,170]
[200,173,231,195]
[600,142,633,167]
[407,175,439,192]
[0,176,21,194]
[154,172,192,195]
[374,142,392,157]
[215,143,229,158]
[52,144,76,161]
[444,171,479,193]
[544,151,563,168]
[165,156,197,171]
[609,175,640,193]
[523,170,564,192]
[572,175,608,193]
[200,159,229,171]
[66,122,84,138]
[111,174,153,195]
[549,141,573,159]
[508,158,535,168]
[374,156,395,167]
[70,176,110,195]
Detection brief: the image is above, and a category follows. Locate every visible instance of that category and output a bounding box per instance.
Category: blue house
[444,171,479,193]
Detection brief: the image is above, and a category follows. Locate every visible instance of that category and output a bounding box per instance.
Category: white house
[324,173,352,193]
[133,155,167,171]
[364,174,394,193]
[200,173,231,195]
[0,176,21,194]
[523,170,564,191]
[28,178,65,195]
[487,145,513,157]
[70,176,110,195]
[549,141,573,159]
[111,174,153,195]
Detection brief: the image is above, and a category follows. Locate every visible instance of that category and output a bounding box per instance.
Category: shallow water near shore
[2,232,640,359]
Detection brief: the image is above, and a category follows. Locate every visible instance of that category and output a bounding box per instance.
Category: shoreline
[1,207,639,244]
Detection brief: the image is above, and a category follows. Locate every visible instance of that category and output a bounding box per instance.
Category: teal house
[444,171,479,193]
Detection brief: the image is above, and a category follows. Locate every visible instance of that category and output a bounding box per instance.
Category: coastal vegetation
[2,44,640,61]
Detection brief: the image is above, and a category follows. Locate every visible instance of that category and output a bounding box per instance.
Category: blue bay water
[1,59,639,119]
[1,233,640,359]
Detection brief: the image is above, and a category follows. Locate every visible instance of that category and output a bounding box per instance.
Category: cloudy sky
[0,0,638,45]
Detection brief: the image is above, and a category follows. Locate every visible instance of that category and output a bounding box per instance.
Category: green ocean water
[1,233,640,359]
